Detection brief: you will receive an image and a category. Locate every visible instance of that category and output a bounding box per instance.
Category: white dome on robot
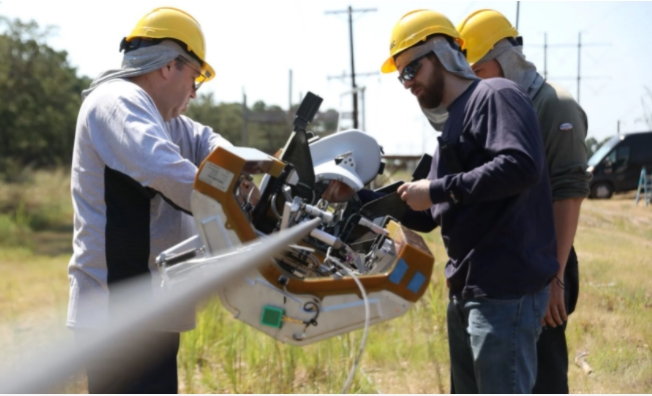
[309,129,382,191]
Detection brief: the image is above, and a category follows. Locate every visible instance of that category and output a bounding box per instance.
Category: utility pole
[643,86,652,130]
[336,86,368,132]
[288,69,293,111]
[325,6,376,129]
[577,32,582,103]
[241,88,248,146]
[515,1,520,31]
[328,72,377,130]
[360,86,366,132]
[347,6,357,126]
[543,32,548,79]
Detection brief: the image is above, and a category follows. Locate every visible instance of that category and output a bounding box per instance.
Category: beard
[414,61,445,109]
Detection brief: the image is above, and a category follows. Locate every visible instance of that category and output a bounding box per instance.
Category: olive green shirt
[531,81,591,200]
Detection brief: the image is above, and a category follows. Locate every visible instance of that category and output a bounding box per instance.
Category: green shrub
[0,212,31,247]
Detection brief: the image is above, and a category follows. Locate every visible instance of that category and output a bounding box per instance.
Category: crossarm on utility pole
[325,6,377,129]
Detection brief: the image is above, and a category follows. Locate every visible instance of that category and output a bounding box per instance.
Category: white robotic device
[156,92,435,346]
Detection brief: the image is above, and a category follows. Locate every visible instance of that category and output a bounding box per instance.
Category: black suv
[588,131,652,198]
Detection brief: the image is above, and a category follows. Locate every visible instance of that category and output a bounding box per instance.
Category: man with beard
[382,10,559,393]
[457,9,591,394]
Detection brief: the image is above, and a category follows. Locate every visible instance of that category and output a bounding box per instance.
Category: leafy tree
[187,95,338,155]
[184,92,243,145]
[0,14,338,173]
[0,17,90,174]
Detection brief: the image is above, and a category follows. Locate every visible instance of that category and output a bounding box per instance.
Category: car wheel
[590,182,614,199]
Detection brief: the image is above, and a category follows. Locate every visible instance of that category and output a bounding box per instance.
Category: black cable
[302,301,320,329]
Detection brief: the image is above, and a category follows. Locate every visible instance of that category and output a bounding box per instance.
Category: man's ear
[160,61,175,80]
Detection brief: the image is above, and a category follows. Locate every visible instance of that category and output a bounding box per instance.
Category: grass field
[0,169,651,393]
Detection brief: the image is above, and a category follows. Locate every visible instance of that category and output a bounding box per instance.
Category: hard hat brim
[201,62,216,83]
[381,56,397,74]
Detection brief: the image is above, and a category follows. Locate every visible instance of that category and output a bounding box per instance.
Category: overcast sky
[2,1,651,155]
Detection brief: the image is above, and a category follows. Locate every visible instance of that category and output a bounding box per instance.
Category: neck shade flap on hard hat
[397,36,479,132]
[477,38,545,100]
[81,40,196,100]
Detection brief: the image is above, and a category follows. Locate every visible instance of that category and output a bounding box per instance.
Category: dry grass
[0,168,73,348]
[0,248,85,393]
[565,193,652,393]
[0,170,651,393]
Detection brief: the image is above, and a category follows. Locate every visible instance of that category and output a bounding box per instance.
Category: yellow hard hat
[381,9,463,74]
[456,9,519,65]
[126,7,215,82]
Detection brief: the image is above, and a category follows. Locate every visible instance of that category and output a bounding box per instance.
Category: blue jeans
[447,286,549,393]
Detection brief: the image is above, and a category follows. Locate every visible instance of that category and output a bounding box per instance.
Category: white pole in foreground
[0,218,321,394]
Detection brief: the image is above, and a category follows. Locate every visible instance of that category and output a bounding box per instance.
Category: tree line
[0,17,90,175]
[0,16,338,177]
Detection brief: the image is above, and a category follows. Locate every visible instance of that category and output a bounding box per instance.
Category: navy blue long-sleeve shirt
[409,78,558,299]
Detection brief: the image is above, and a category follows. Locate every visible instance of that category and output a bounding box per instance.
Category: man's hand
[543,278,567,327]
[544,197,582,328]
[321,180,356,203]
[397,179,433,211]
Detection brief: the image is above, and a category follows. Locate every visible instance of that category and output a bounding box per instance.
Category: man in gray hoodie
[68,7,232,393]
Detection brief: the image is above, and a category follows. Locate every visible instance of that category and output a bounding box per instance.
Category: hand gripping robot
[156,92,435,346]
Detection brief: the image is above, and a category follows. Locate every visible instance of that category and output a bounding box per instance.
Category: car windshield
[588,136,622,167]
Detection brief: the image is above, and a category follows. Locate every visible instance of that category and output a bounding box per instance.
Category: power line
[325,6,376,129]
[327,71,379,81]
[533,32,610,104]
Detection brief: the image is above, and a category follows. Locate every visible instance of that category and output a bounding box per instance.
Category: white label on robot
[198,162,234,192]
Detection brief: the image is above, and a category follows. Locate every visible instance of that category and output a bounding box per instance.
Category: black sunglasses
[397,54,429,84]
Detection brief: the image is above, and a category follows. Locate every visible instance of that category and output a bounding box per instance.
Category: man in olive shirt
[458,9,592,393]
